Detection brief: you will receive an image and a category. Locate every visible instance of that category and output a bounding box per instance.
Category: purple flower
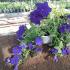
[28,42,34,50]
[62,47,68,55]
[58,26,65,33]
[10,55,20,65]
[16,25,26,40]
[53,56,58,62]
[62,47,70,55]
[49,48,58,54]
[29,2,51,25]
[12,46,22,55]
[35,48,43,52]
[5,56,19,70]
[29,10,43,25]
[35,36,43,46]
[67,49,70,54]
[58,23,70,33]
[36,2,51,17]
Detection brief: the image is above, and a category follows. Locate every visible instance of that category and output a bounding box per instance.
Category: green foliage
[61,32,70,44]
[22,49,30,59]
[40,7,69,50]
[23,25,45,44]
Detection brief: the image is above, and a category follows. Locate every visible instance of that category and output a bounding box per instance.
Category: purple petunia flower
[28,42,34,50]
[53,56,58,62]
[16,25,26,40]
[62,47,70,55]
[58,23,67,33]
[58,26,65,33]
[49,48,58,54]
[10,55,20,65]
[62,47,68,55]
[29,2,51,25]
[58,23,70,33]
[12,46,22,55]
[66,48,70,54]
[29,10,43,25]
[35,48,43,52]
[35,36,43,46]
[36,2,51,17]
[6,56,19,70]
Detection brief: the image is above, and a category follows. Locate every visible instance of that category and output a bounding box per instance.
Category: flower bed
[5,2,70,70]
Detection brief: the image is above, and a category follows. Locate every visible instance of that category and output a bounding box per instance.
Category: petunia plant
[5,2,70,70]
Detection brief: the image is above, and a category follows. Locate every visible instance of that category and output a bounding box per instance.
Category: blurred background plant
[0,0,70,13]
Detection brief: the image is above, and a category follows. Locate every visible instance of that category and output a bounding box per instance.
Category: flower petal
[35,36,43,46]
[10,55,20,65]
[12,46,22,55]
[16,25,26,40]
[53,56,58,62]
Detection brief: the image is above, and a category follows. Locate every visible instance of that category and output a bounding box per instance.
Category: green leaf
[59,41,64,49]
[55,41,64,54]
[22,49,30,59]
